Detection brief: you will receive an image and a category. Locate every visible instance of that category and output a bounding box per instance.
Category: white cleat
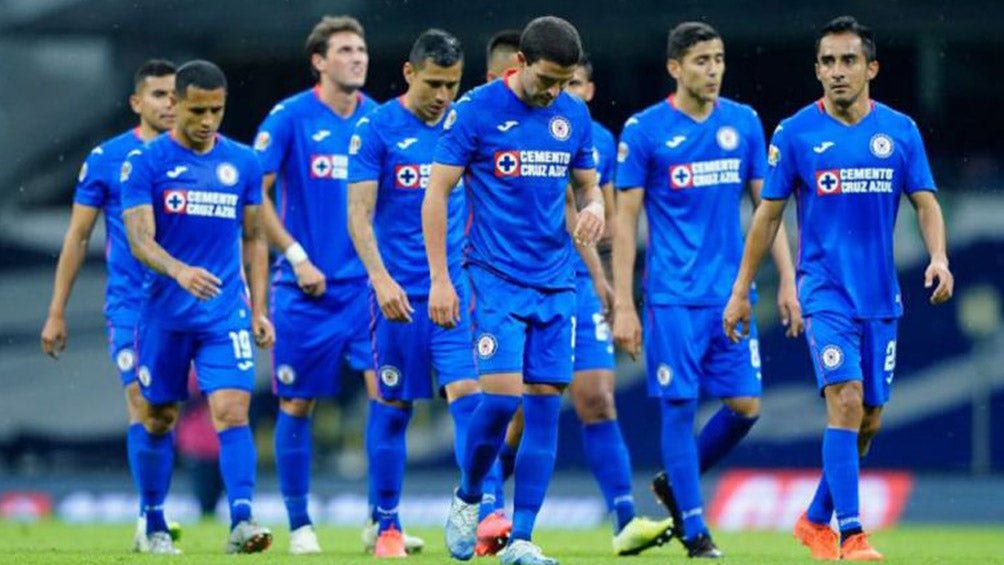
[133,516,182,553]
[147,531,182,555]
[226,520,273,554]
[362,518,426,554]
[499,539,559,565]
[444,490,479,561]
[290,524,322,555]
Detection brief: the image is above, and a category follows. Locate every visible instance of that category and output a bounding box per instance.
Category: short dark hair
[486,29,521,62]
[667,22,721,61]
[816,16,876,62]
[520,16,582,67]
[577,54,594,81]
[133,59,176,91]
[305,15,366,80]
[174,60,227,98]
[409,29,463,69]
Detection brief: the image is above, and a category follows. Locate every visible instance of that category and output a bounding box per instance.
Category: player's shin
[660,399,707,541]
[697,405,758,473]
[582,420,636,532]
[368,401,413,533]
[275,412,313,530]
[822,428,863,540]
[511,394,562,541]
[136,428,175,534]
[459,394,521,502]
[218,426,257,528]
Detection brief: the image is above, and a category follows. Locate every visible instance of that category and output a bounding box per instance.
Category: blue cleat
[445,489,479,560]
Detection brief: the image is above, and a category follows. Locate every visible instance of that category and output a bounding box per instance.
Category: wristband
[284,242,309,266]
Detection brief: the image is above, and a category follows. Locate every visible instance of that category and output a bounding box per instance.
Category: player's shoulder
[717,97,762,123]
[591,120,615,145]
[458,80,500,107]
[91,129,143,162]
[216,134,260,166]
[554,91,590,120]
[626,98,672,128]
[358,92,379,114]
[364,97,403,126]
[264,88,315,120]
[871,100,920,131]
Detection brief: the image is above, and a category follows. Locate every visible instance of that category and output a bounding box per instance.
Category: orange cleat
[475,511,512,557]
[793,513,839,561]
[374,526,407,558]
[841,532,884,561]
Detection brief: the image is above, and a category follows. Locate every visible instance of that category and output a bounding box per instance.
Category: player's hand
[429,277,460,329]
[374,275,414,323]
[612,303,642,361]
[925,259,954,305]
[293,259,326,297]
[723,292,753,344]
[174,265,222,300]
[573,201,605,246]
[777,277,804,338]
[253,312,274,348]
[40,315,67,359]
[593,276,614,317]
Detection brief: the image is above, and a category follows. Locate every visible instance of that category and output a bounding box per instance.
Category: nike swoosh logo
[397,138,418,150]
[497,121,519,132]
[312,130,331,142]
[665,135,686,148]
[166,166,187,179]
[813,141,835,153]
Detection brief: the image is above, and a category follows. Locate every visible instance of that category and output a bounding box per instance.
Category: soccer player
[485,29,521,81]
[40,59,181,553]
[346,28,476,559]
[563,57,675,555]
[426,17,605,565]
[612,22,802,558]
[121,59,274,554]
[252,16,422,555]
[723,16,953,561]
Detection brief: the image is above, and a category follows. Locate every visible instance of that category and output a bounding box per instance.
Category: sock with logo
[218,426,256,529]
[511,394,561,542]
[458,394,521,503]
[275,411,313,530]
[822,427,862,540]
[660,398,707,541]
[582,420,635,533]
[136,427,174,535]
[368,401,411,533]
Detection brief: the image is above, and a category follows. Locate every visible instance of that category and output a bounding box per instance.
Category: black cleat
[685,533,723,559]
[651,471,685,541]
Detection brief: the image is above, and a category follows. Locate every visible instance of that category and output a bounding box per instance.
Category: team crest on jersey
[349,134,362,155]
[869,134,894,159]
[820,345,844,370]
[216,163,239,186]
[548,116,571,141]
[617,142,629,163]
[276,364,296,385]
[254,131,271,152]
[768,145,781,167]
[477,333,498,359]
[137,366,152,387]
[815,170,841,195]
[116,348,135,372]
[164,190,187,213]
[494,151,520,177]
[394,165,423,189]
[716,126,739,151]
[656,363,673,386]
[77,162,88,182]
[120,161,132,183]
[444,109,458,131]
[379,365,401,387]
[669,164,693,189]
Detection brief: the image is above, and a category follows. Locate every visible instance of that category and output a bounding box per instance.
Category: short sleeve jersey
[434,75,596,290]
[73,129,148,327]
[615,96,767,305]
[347,98,467,297]
[254,87,378,285]
[573,120,616,278]
[121,134,264,331]
[762,100,936,319]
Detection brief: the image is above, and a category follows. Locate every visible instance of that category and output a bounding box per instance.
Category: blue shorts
[644,304,762,400]
[371,281,476,401]
[272,280,373,398]
[107,324,138,386]
[805,311,898,407]
[468,265,575,385]
[573,274,614,372]
[136,322,256,404]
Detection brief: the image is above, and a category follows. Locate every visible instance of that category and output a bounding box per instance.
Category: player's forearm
[124,209,185,278]
[421,190,451,281]
[348,206,393,284]
[768,220,796,285]
[733,203,784,296]
[611,205,639,309]
[260,176,296,251]
[48,231,90,317]
[577,240,607,287]
[916,198,949,265]
[244,236,269,315]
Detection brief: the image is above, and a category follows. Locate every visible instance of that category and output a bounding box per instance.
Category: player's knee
[211,402,250,430]
[444,379,481,402]
[724,396,761,418]
[279,397,315,418]
[860,409,883,440]
[825,384,864,425]
[573,387,616,422]
[143,404,179,434]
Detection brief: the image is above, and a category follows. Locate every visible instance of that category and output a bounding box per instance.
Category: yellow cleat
[612,516,675,556]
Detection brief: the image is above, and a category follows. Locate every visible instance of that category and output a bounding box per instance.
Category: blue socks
[218,426,256,529]
[458,394,521,503]
[582,420,635,533]
[499,441,517,482]
[807,471,835,525]
[823,427,861,537]
[136,427,174,535]
[368,401,412,533]
[448,394,502,522]
[481,460,505,520]
[511,394,561,542]
[275,411,313,530]
[660,399,706,541]
[126,423,145,518]
[698,405,758,473]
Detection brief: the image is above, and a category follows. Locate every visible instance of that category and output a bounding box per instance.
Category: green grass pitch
[1,521,1002,564]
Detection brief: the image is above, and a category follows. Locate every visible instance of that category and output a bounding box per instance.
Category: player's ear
[584,81,595,102]
[516,51,528,69]
[403,61,415,85]
[128,93,142,115]
[867,59,879,81]
[666,59,680,81]
[311,52,326,77]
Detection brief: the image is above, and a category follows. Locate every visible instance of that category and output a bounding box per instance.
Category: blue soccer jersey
[121,133,263,331]
[762,100,936,319]
[73,128,148,327]
[254,87,378,284]
[435,76,596,290]
[616,96,767,305]
[573,120,616,278]
[347,97,466,297]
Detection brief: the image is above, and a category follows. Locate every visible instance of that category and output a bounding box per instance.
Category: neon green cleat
[612,516,675,556]
[168,521,182,542]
